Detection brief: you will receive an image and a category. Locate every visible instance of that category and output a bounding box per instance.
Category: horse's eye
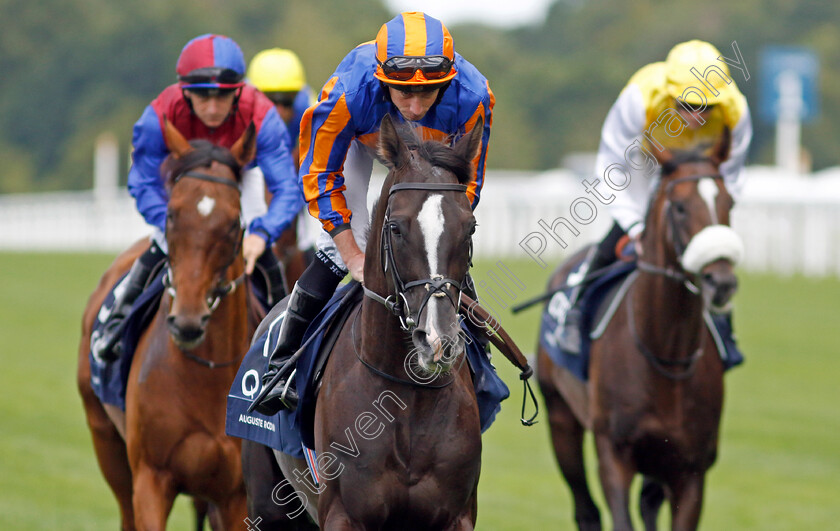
[673,202,687,216]
[389,223,402,237]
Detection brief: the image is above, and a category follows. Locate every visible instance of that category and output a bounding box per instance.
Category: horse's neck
[358,298,410,370]
[634,244,705,359]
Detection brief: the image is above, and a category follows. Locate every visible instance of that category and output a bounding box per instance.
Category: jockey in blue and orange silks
[92,34,303,361]
[254,11,495,414]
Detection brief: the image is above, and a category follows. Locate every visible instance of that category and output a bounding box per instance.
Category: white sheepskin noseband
[680,225,744,274]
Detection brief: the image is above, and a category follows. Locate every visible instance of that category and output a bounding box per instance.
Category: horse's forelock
[387,126,472,185]
[164,140,242,187]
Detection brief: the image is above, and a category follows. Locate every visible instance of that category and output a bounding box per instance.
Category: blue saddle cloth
[225,283,510,458]
[540,261,744,382]
[89,270,166,411]
[88,263,275,413]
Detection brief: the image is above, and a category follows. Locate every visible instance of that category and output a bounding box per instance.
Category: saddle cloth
[89,270,166,411]
[225,282,510,459]
[540,260,744,382]
[89,266,275,411]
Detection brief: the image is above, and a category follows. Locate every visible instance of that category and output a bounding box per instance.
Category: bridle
[362,182,472,333]
[162,168,246,368]
[632,171,725,379]
[635,172,724,295]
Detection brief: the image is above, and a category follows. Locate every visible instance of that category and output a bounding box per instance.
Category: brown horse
[77,120,261,530]
[537,133,743,530]
[246,115,486,530]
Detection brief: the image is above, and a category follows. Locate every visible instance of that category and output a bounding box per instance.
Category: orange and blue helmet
[374,12,457,88]
[176,34,246,90]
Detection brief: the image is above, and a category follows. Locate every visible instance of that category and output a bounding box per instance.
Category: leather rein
[630,173,723,379]
[360,181,539,425]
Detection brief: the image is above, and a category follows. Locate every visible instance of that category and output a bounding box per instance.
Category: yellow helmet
[665,40,731,105]
[247,48,306,93]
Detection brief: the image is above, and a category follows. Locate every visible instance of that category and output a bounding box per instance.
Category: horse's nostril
[200,314,211,326]
[413,329,428,345]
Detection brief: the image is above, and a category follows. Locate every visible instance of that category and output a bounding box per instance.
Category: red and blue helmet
[374,12,457,87]
[176,34,246,90]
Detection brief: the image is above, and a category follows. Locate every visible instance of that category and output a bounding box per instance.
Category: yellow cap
[247,48,306,93]
[665,40,731,105]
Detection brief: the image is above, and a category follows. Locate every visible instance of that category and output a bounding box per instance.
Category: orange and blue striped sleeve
[299,77,355,233]
[464,80,494,210]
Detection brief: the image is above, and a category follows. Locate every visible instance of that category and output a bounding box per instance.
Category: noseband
[363,182,471,332]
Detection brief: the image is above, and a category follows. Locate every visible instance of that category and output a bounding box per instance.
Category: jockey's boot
[557,223,626,355]
[92,243,163,361]
[557,295,584,355]
[255,249,288,308]
[253,250,346,415]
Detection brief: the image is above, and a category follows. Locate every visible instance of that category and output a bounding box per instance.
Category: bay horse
[245,114,486,530]
[537,132,743,530]
[77,119,262,530]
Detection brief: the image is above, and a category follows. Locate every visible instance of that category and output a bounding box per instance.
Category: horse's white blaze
[418,195,445,351]
[197,195,216,217]
[698,178,718,224]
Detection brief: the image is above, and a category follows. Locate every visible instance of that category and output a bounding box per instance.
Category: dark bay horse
[537,132,744,530]
[77,120,262,530]
[246,114,486,530]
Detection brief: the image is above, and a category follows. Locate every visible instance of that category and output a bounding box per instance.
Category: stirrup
[278,368,299,409]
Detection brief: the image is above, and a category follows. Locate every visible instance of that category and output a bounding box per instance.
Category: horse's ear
[231,122,257,167]
[454,117,484,165]
[163,116,192,159]
[378,114,410,168]
[711,127,731,166]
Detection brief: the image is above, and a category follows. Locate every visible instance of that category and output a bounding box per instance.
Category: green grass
[1,252,838,529]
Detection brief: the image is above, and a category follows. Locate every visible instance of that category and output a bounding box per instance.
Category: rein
[166,166,246,368]
[360,180,538,425]
[625,281,706,380]
[460,294,539,426]
[350,308,462,389]
[627,173,723,379]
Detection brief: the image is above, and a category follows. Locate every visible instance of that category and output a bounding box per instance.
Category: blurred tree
[1,0,838,192]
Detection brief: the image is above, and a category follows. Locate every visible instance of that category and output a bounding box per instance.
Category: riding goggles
[378,55,454,82]
[264,91,298,107]
[676,99,717,113]
[179,67,245,89]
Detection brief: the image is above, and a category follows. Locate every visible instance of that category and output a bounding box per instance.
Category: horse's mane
[163,139,243,186]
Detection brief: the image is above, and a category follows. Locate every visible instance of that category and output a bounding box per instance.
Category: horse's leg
[668,473,705,531]
[639,477,666,531]
[192,498,226,531]
[213,488,249,531]
[131,466,177,531]
[319,499,363,531]
[594,433,636,531]
[192,498,208,531]
[538,352,601,530]
[78,358,136,530]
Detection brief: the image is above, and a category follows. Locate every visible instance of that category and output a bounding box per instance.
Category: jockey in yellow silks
[558,40,753,354]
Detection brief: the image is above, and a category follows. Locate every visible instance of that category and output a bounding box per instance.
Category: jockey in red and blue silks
[92,33,302,362]
[254,11,495,415]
